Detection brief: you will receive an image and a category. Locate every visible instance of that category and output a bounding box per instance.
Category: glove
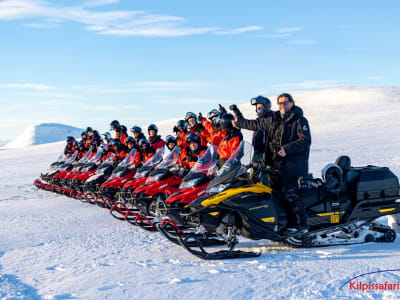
[219,104,227,114]
[229,104,243,119]
[198,112,204,122]
[173,126,179,133]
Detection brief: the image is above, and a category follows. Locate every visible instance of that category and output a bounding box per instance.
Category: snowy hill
[0,86,399,299]
[3,123,83,149]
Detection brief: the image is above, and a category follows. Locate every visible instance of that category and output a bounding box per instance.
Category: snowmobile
[109,148,165,220]
[132,146,182,216]
[82,153,116,202]
[159,141,400,260]
[59,149,93,189]
[164,145,219,225]
[120,146,183,230]
[69,148,104,194]
[97,149,138,208]
[40,151,78,185]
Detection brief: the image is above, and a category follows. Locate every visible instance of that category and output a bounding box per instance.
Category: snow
[3,123,83,149]
[0,86,400,299]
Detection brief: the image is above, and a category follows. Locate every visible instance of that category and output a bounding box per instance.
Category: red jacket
[189,123,210,147]
[201,119,221,144]
[177,131,188,148]
[149,135,165,151]
[214,128,243,160]
[179,146,207,169]
[116,131,127,145]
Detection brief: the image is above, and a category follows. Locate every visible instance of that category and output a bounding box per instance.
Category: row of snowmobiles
[34,142,400,260]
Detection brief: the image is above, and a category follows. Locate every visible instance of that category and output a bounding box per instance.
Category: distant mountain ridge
[3,123,83,149]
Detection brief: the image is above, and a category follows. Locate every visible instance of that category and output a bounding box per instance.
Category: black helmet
[77,141,86,149]
[126,136,136,145]
[109,138,122,149]
[165,135,177,144]
[93,130,100,138]
[148,124,158,133]
[81,131,88,139]
[207,109,220,120]
[110,120,120,131]
[219,113,235,131]
[186,133,201,145]
[73,141,79,148]
[130,125,142,135]
[86,126,93,133]
[139,138,150,148]
[120,125,128,134]
[185,112,197,122]
[176,120,188,131]
[66,136,75,144]
[251,95,271,117]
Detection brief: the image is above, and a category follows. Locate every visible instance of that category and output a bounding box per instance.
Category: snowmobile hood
[199,183,271,208]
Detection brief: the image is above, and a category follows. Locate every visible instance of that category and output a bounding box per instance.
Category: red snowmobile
[109,148,165,220]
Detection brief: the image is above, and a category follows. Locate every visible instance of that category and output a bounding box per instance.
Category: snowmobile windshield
[88,148,103,163]
[65,151,78,164]
[102,153,116,165]
[117,149,137,168]
[108,168,129,180]
[206,141,252,192]
[79,149,92,164]
[145,148,181,184]
[133,148,165,179]
[95,154,115,175]
[156,146,181,169]
[179,145,218,189]
[144,148,165,167]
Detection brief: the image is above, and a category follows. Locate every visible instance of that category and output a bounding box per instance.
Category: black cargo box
[347,166,399,201]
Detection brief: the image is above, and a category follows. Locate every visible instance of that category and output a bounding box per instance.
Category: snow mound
[3,123,83,149]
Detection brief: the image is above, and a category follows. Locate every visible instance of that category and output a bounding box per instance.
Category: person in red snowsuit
[179,134,208,173]
[110,120,127,145]
[147,124,165,151]
[212,113,243,167]
[198,108,221,144]
[173,120,189,148]
[185,112,210,147]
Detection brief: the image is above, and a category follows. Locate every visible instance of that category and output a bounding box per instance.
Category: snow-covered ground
[1,86,400,299]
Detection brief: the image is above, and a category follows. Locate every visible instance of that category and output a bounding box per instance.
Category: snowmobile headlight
[208,184,228,194]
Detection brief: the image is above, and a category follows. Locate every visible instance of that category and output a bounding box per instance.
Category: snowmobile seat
[335,155,351,174]
[322,163,346,198]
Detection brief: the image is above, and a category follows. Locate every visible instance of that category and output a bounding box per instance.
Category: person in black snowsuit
[232,93,311,233]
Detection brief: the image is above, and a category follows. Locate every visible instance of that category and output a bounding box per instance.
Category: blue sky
[0,0,399,140]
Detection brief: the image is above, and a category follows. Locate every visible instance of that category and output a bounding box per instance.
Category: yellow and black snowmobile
[159,142,400,259]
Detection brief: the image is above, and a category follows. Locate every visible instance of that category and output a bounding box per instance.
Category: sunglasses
[278,100,290,106]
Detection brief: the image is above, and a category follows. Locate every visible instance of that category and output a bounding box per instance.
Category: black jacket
[237,106,311,178]
[252,111,273,155]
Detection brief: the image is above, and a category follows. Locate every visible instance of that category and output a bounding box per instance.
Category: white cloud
[287,39,318,45]
[276,26,303,33]
[214,26,263,35]
[82,0,119,8]
[0,83,55,91]
[0,0,253,37]
[23,22,59,28]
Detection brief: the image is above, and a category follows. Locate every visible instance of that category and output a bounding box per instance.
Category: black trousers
[268,174,308,228]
